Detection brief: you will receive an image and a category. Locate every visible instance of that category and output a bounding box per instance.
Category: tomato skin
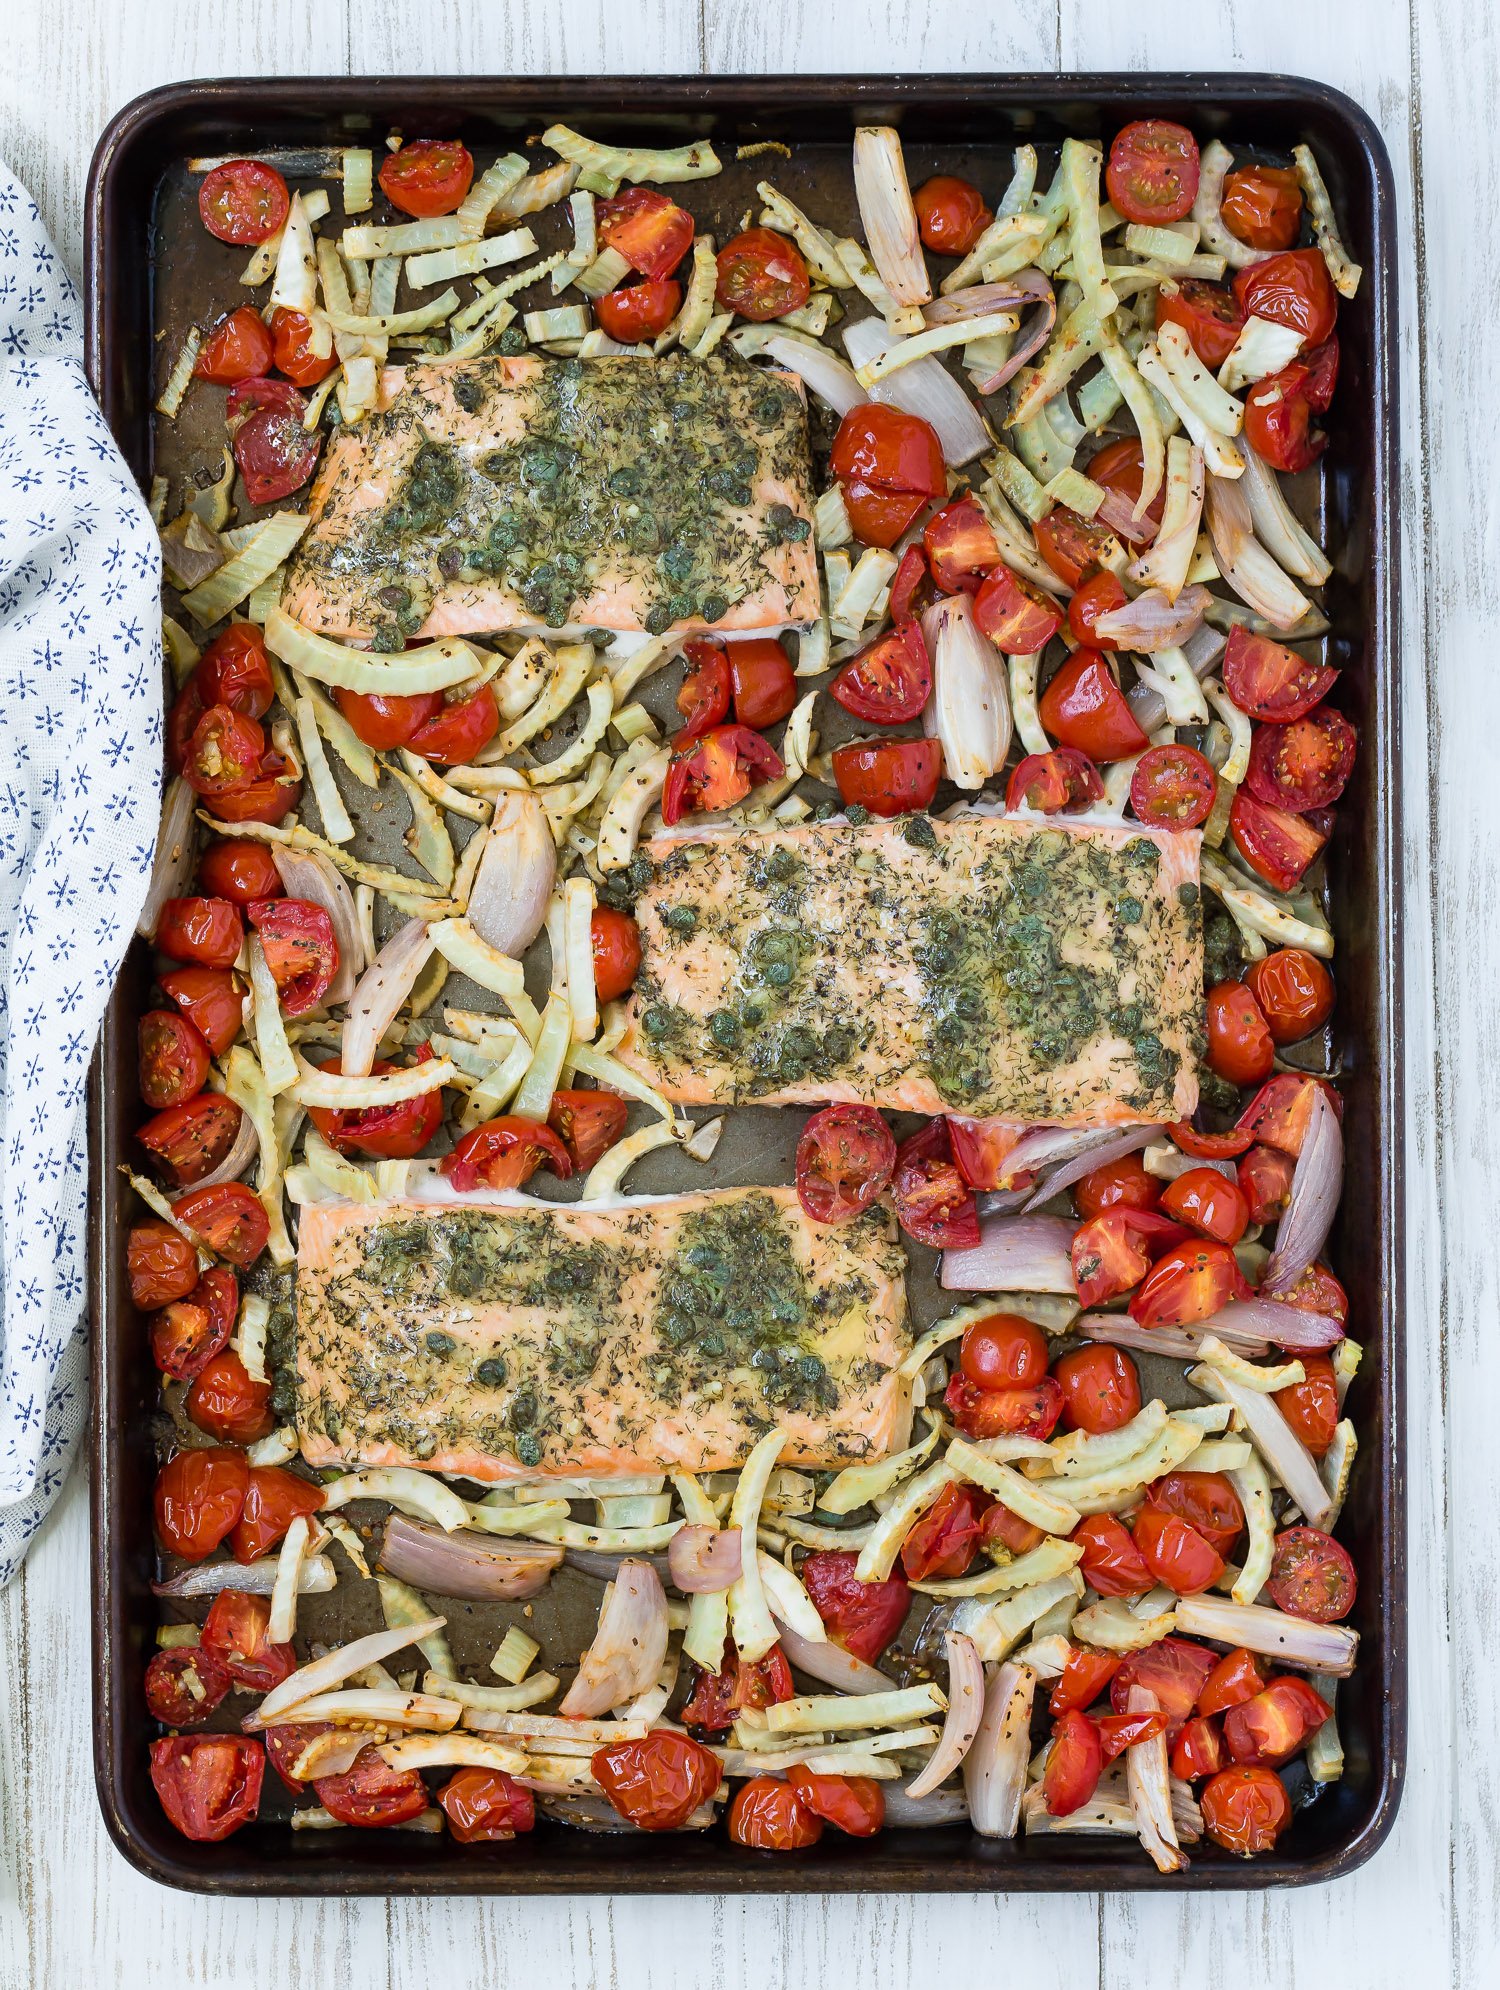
[195,306,274,385]
[682,1640,794,1732]
[676,640,732,741]
[167,679,206,774]
[1268,1525,1358,1622]
[229,389,320,506]
[1282,1259,1349,1325]
[1132,1506,1225,1595]
[156,895,244,971]
[1146,1471,1246,1557]
[1067,569,1128,652]
[832,404,946,499]
[151,1733,264,1842]
[437,1768,536,1843]
[1246,705,1357,813]
[888,543,934,624]
[197,624,275,721]
[1006,748,1104,815]
[1244,341,1340,473]
[334,686,445,751]
[944,1373,1064,1442]
[1129,1239,1252,1327]
[1197,1647,1267,1717]
[892,1118,980,1249]
[1221,164,1303,250]
[592,1731,723,1831]
[787,1766,885,1837]
[1075,1153,1161,1221]
[974,564,1064,653]
[1039,649,1148,762]
[127,1219,200,1310]
[1073,1513,1153,1598]
[186,1349,275,1445]
[378,138,474,218]
[1162,1165,1249,1246]
[149,1265,238,1381]
[598,188,693,278]
[946,1115,1025,1193]
[1130,743,1216,829]
[1171,1120,1255,1162]
[914,175,993,255]
[727,637,796,729]
[1110,1637,1220,1735]
[1154,278,1246,369]
[832,737,942,817]
[1234,248,1338,347]
[842,478,929,549]
[1097,1709,1169,1760]
[315,1746,430,1826]
[924,498,1001,591]
[960,1312,1049,1390]
[247,897,339,1015]
[716,227,811,321]
[1201,1764,1292,1855]
[202,752,302,826]
[1044,1709,1105,1816]
[138,1092,246,1189]
[1035,507,1116,589]
[1050,1644,1123,1716]
[229,1464,325,1564]
[196,838,283,907]
[729,1776,823,1849]
[547,1089,629,1173]
[1071,1210,1152,1308]
[1171,1715,1227,1781]
[594,276,682,342]
[1245,948,1335,1044]
[1205,979,1276,1086]
[980,1501,1045,1556]
[153,1446,248,1561]
[900,1480,988,1581]
[269,307,337,386]
[199,160,288,246]
[830,622,931,725]
[139,1009,210,1111]
[590,907,642,1003]
[443,1115,573,1192]
[145,1646,232,1727]
[1274,1352,1339,1456]
[1107,120,1201,224]
[304,1051,446,1162]
[662,724,783,824]
[405,684,501,765]
[261,1721,336,1793]
[801,1550,909,1664]
[1222,625,1339,723]
[795,1104,896,1226]
[1236,1073,1343,1157]
[1223,1675,1330,1768]
[184,705,267,801]
[1230,789,1328,892]
[1054,1344,1142,1434]
[171,1183,270,1267]
[1087,437,1166,540]
[201,1588,296,1693]
[1238,1143,1296,1227]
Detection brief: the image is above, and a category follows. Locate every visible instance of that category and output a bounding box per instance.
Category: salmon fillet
[295,1189,911,1479]
[617,810,1204,1124]
[280,352,820,645]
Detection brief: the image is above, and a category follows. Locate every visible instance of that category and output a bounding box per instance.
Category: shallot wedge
[560,1558,670,1718]
[380,1514,564,1601]
[921,593,1012,789]
[853,125,931,308]
[906,1631,985,1799]
[667,1523,742,1594]
[341,917,433,1078]
[1124,1685,1185,1873]
[466,788,556,957]
[773,1619,896,1695]
[153,1554,336,1599]
[943,1214,1077,1293]
[271,844,365,1002]
[137,777,196,939]
[841,316,990,465]
[1263,1088,1343,1295]
[1093,584,1212,653]
[1021,1125,1164,1211]
[1076,1312,1271,1360]
[1211,1297,1346,1351]
[963,1660,1036,1838]
[189,1110,260,1191]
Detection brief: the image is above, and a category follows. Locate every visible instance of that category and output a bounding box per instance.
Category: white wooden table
[0,2,1477,1983]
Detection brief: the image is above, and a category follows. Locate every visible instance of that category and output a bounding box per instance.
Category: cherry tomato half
[270,307,338,387]
[1201,1764,1292,1855]
[194,307,274,385]
[1145,1470,1246,1557]
[229,1464,325,1564]
[1273,1352,1339,1457]
[1129,1239,1252,1327]
[1130,743,1216,828]
[151,1734,264,1842]
[728,1775,822,1849]
[1244,339,1340,473]
[127,1219,199,1310]
[727,637,796,729]
[1267,1525,1358,1622]
[1096,1709,1170,1760]
[1197,1647,1267,1717]
[842,479,928,549]
[831,404,946,498]
[900,1481,988,1581]
[795,1104,896,1225]
[1050,1644,1123,1716]
[202,1588,295,1690]
[981,1501,1045,1556]
[334,686,445,752]
[248,898,339,1015]
[198,160,288,246]
[1236,1073,1343,1157]
[715,227,810,322]
[595,277,682,343]
[1154,278,1246,370]
[662,725,783,824]
[891,1118,980,1249]
[183,705,267,802]
[1073,1513,1153,1598]
[301,1051,444,1163]
[1239,1142,1296,1226]
[800,1550,909,1664]
[547,1089,629,1173]
[946,1115,1026,1193]
[787,1765,885,1836]
[676,639,732,742]
[1161,1165,1249,1245]
[149,1264,237,1381]
[1054,1343,1142,1434]
[1086,438,1166,541]
[154,1445,248,1561]
[1110,1637,1219,1735]
[590,907,642,1002]
[1205,979,1276,1086]
[1107,120,1201,224]
[1071,1210,1153,1308]
[378,138,474,218]
[1067,569,1128,652]
[888,543,935,624]
[830,622,931,725]
[960,1311,1048,1390]
[405,683,501,765]
[945,1372,1064,1442]
[1233,248,1338,348]
[1035,507,1117,589]
[1230,789,1328,892]
[156,895,245,971]
[1222,624,1339,723]
[1245,948,1335,1044]
[138,1008,210,1111]
[226,375,319,506]
[974,564,1064,654]
[1222,1676,1330,1767]
[924,498,1001,591]
[1170,1714,1228,1782]
[1043,1708,1104,1817]
[914,174,992,255]
[196,838,283,907]
[1039,649,1148,762]
[201,750,302,827]
[593,1731,723,1830]
[1006,748,1104,815]
[681,1640,794,1732]
[315,1746,429,1826]
[1075,1152,1161,1221]
[1132,1506,1225,1595]
[443,1114,572,1192]
[138,1092,245,1188]
[186,1348,274,1445]
[598,187,695,279]
[1221,164,1303,251]
[437,1768,536,1842]
[1246,705,1357,813]
[145,1646,232,1728]
[171,1183,271,1266]
[832,737,942,817]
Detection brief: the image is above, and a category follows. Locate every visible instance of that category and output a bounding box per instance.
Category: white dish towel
[0,157,163,1580]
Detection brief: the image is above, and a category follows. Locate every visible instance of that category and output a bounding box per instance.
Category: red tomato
[1054,1344,1142,1434]
[187,1349,274,1445]
[262,1721,335,1793]
[1281,1259,1349,1325]
[1222,625,1339,723]
[202,750,302,826]
[801,1550,909,1663]
[1071,1210,1152,1307]
[1066,569,1128,652]
[1154,278,1247,370]
[676,640,732,742]
[974,564,1064,653]
[1132,1506,1225,1595]
[1129,1239,1252,1327]
[842,479,929,549]
[1238,1143,1296,1226]
[1237,1073,1343,1157]
[1145,1471,1245,1557]
[197,624,275,720]
[443,1115,573,1192]
[406,684,501,765]
[728,1775,822,1849]
[662,724,783,824]
[1043,1708,1104,1816]
[1006,748,1104,815]
[149,1265,237,1381]
[598,187,694,278]
[126,1219,199,1310]
[980,1501,1046,1556]
[787,1766,885,1837]
[1244,339,1340,473]
[1170,1120,1255,1161]
[316,1746,430,1826]
[1246,705,1357,813]
[1110,1637,1219,1734]
[1268,1526,1358,1622]
[138,1092,245,1188]
[946,1115,1024,1193]
[1223,1676,1330,1767]
[924,498,1001,591]
[1274,1352,1340,1457]
[892,1118,980,1249]
[944,1373,1063,1442]
[1130,743,1217,828]
[171,1183,270,1266]
[900,1480,987,1581]
[226,375,318,506]
[196,839,283,907]
[831,404,946,498]
[832,737,942,817]
[153,1446,248,1561]
[681,1641,795,1731]
[1073,1513,1153,1598]
[1039,649,1148,762]
[378,138,474,217]
[247,898,338,1015]
[145,1646,232,1727]
[590,907,642,1002]
[269,307,337,386]
[1049,1644,1122,1716]
[1162,1165,1249,1245]
[183,705,266,802]
[1107,120,1200,224]
[715,227,811,321]
[1197,1647,1267,1716]
[888,543,935,624]
[151,1734,264,1841]
[167,678,206,774]
[303,1053,445,1162]
[960,1311,1048,1390]
[138,1009,210,1111]
[547,1089,629,1173]
[795,1104,896,1225]
[229,1465,325,1564]
[194,307,274,385]
[201,1589,295,1691]
[1170,1715,1227,1781]
[1229,789,1328,892]
[1075,1153,1161,1221]
[1096,1709,1169,1760]
[156,895,244,971]
[1245,948,1334,1044]
[333,686,444,751]
[727,638,796,729]
[1205,980,1275,1086]
[595,276,682,342]
[1221,165,1303,250]
[1233,248,1338,347]
[1201,1764,1292,1855]
[914,175,993,255]
[1086,438,1167,541]
[831,622,931,726]
[198,160,288,245]
[593,1731,723,1830]
[437,1768,536,1842]
[1035,508,1117,589]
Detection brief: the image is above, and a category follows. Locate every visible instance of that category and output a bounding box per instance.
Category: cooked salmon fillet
[617,810,1204,1124]
[280,351,820,645]
[295,1188,911,1479]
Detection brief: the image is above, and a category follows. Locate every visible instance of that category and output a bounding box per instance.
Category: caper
[475,1357,508,1389]
[641,1006,672,1039]
[700,592,728,623]
[753,392,783,426]
[709,1008,741,1048]
[1118,895,1143,926]
[607,465,641,497]
[498,326,527,355]
[782,516,810,541]
[845,803,870,826]
[667,593,695,622]
[515,1432,542,1467]
[664,903,698,933]
[645,603,671,635]
[764,959,793,987]
[425,1331,456,1357]
[437,545,462,580]
[377,583,412,611]
[523,444,561,483]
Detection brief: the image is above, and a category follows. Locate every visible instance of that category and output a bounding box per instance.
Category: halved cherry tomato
[1221,164,1303,251]
[378,138,474,218]
[1110,1637,1219,1734]
[153,1445,248,1560]
[139,1009,210,1111]
[676,639,732,741]
[590,907,642,1002]
[1067,569,1128,652]
[841,479,929,549]
[681,1640,794,1732]
[1239,1142,1296,1226]
[727,637,796,729]
[1197,1647,1266,1717]
[914,174,993,255]
[946,1115,1025,1193]
[1245,339,1340,473]
[127,1219,200,1310]
[1162,1165,1249,1245]
[405,684,501,764]
[547,1089,629,1173]
[270,307,338,386]
[833,737,942,817]
[1035,507,1116,589]
[1230,788,1328,892]
[151,1733,264,1841]
[1274,1352,1340,1457]
[138,1092,245,1188]
[199,160,288,245]
[1039,649,1148,761]
[1170,1119,1255,1161]
[1071,1210,1152,1307]
[1145,1470,1245,1556]
[1233,248,1338,347]
[960,1312,1048,1390]
[1133,1505,1225,1595]
[316,1745,429,1825]
[662,724,783,824]
[437,1768,536,1842]
[156,967,242,1060]
[832,404,946,498]
[1236,1073,1343,1157]
[183,706,266,801]
[171,1183,270,1266]
[888,543,934,624]
[1130,743,1216,828]
[944,1372,1063,1442]
[1246,705,1356,813]
[795,1104,896,1226]
[1107,121,1200,224]
[186,1349,274,1445]
[194,307,273,385]
[227,373,320,506]
[1201,1764,1292,1855]
[892,1118,980,1249]
[924,498,1001,592]
[262,1722,334,1793]
[1245,948,1334,1044]
[202,1588,294,1690]
[443,1115,572,1192]
[974,564,1064,653]
[247,897,338,1015]
[787,1765,885,1837]
[1087,438,1166,541]
[1222,625,1338,723]
[195,840,282,908]
[1170,1714,1227,1781]
[333,686,445,751]
[1075,1153,1161,1221]
[202,750,302,826]
[1205,979,1276,1086]
[831,622,931,725]
[598,187,694,278]
[1129,1239,1252,1327]
[1054,1343,1142,1434]
[1097,1709,1170,1760]
[145,1646,232,1728]
[1074,1513,1153,1598]
[716,227,810,321]
[1044,1708,1104,1816]
[229,1464,325,1564]
[199,626,276,724]
[1154,278,1246,370]
[801,1550,909,1664]
[1222,1675,1330,1767]
[1285,1266,1349,1337]
[1050,1644,1123,1716]
[149,1265,237,1380]
[304,1052,444,1161]
[1006,747,1104,814]
[900,1481,988,1581]
[593,1731,723,1831]
[728,1775,822,1849]
[595,276,682,342]
[1268,1525,1358,1622]
[980,1501,1046,1556]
